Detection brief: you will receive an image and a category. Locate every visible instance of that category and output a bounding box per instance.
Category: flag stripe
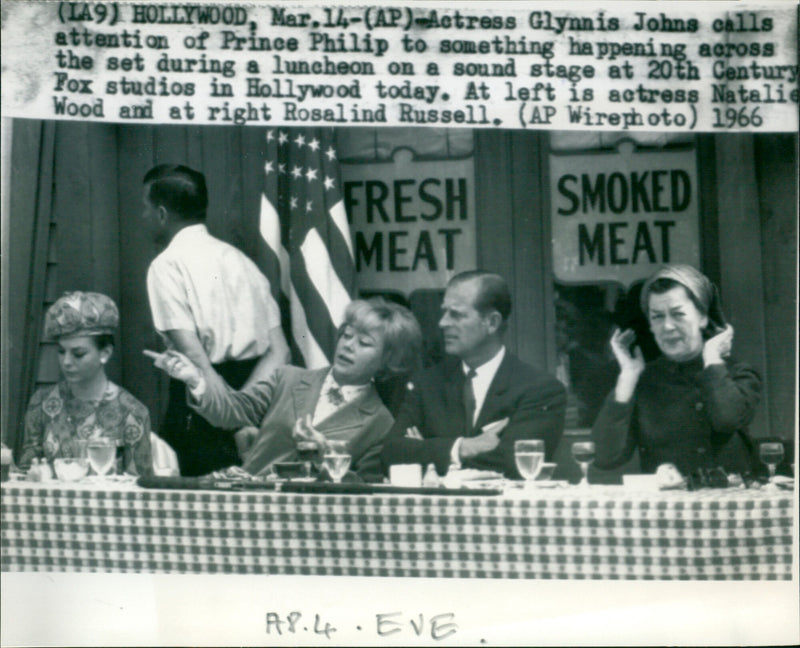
[257,127,355,367]
[301,229,351,328]
[329,200,354,260]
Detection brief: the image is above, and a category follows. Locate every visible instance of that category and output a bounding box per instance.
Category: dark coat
[592,356,761,476]
[380,352,567,478]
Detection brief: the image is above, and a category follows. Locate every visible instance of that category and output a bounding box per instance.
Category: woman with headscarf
[592,265,761,476]
[18,292,153,475]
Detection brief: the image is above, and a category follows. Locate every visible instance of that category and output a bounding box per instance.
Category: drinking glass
[514,440,545,485]
[571,441,596,487]
[87,438,116,478]
[759,441,784,485]
[322,440,351,484]
[296,440,319,479]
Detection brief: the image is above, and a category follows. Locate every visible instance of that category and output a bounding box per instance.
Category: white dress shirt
[147,224,281,364]
[450,346,506,468]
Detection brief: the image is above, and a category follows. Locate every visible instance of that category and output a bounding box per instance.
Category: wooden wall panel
[755,134,798,442]
[116,126,162,426]
[474,130,554,371]
[53,123,93,293]
[473,132,517,344]
[510,131,554,371]
[154,125,188,166]
[5,121,56,453]
[714,136,770,438]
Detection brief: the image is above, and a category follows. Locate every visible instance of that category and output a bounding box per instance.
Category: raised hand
[609,328,645,403]
[143,349,202,389]
[609,328,645,375]
[703,324,734,366]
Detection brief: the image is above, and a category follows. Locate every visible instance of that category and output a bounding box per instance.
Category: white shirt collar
[323,370,371,401]
[462,346,506,380]
[462,346,506,425]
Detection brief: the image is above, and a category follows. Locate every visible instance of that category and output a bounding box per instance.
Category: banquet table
[1,481,794,580]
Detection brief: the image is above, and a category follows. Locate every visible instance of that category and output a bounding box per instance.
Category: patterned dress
[19,381,153,476]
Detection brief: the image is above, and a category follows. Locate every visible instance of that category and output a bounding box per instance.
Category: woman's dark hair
[645,278,707,315]
[90,334,115,351]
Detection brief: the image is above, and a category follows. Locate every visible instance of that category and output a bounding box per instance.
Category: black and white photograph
[1,1,798,645]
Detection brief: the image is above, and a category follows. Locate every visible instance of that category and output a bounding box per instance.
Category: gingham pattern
[1,483,793,579]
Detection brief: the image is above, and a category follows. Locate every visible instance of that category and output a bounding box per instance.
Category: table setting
[2,436,795,579]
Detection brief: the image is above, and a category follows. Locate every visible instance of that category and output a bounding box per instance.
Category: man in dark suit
[381,271,566,478]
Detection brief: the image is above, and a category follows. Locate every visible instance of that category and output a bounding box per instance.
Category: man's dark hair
[449,270,512,327]
[143,164,208,221]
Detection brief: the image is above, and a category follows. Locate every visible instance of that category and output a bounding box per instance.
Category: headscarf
[44,291,119,341]
[640,265,726,335]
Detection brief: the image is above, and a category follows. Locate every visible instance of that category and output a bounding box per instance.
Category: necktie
[326,384,345,407]
[463,368,477,436]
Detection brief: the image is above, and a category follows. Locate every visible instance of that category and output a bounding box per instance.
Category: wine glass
[571,441,596,487]
[514,440,545,487]
[87,438,116,479]
[296,440,319,479]
[759,441,784,485]
[322,440,351,484]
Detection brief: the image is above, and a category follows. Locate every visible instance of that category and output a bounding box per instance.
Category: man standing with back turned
[143,164,290,476]
[381,270,566,478]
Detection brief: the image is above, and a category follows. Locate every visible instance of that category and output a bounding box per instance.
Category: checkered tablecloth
[1,482,794,579]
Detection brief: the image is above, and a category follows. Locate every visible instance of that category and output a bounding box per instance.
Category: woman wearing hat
[18,292,153,475]
[592,265,761,476]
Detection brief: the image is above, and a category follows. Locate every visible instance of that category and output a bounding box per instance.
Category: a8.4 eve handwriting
[266,611,458,641]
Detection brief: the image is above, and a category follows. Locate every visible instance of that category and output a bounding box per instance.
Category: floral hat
[44,291,119,341]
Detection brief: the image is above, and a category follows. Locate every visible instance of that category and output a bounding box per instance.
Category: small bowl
[536,463,557,481]
[53,457,89,481]
[272,462,307,480]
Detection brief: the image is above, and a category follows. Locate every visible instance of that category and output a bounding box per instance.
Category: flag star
[324,176,335,190]
[278,131,289,145]
[305,167,318,182]
[294,133,306,148]
[290,196,298,210]
[278,163,287,174]
[291,166,303,179]
[308,138,320,152]
[264,160,274,175]
[306,200,313,212]
[266,130,275,143]
[325,146,337,161]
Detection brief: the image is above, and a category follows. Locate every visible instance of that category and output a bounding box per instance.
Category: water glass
[514,440,545,484]
[322,440,351,483]
[87,438,116,478]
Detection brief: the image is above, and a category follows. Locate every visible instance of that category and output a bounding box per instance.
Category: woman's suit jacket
[191,366,393,481]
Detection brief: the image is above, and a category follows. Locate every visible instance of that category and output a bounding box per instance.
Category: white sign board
[550,141,700,286]
[342,149,477,294]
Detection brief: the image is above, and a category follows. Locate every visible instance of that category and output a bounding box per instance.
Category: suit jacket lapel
[474,353,512,430]
[443,359,469,435]
[291,369,328,420]
[319,385,381,433]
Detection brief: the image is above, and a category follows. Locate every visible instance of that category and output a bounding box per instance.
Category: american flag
[258,128,356,368]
